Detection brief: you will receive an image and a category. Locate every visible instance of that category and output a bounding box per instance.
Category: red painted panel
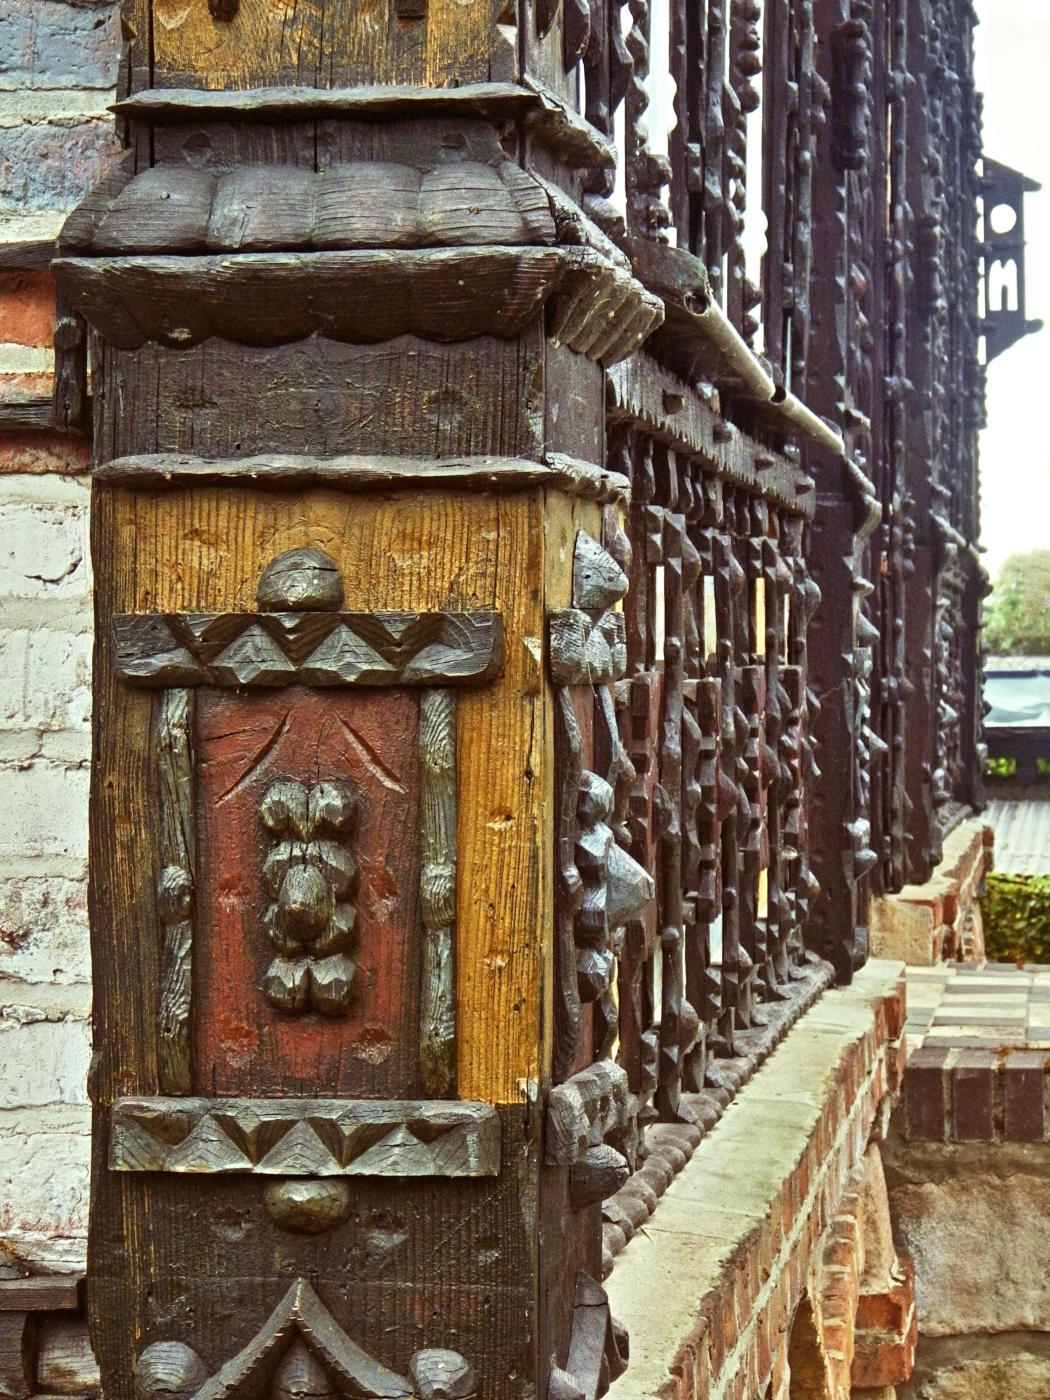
[193,687,422,1096]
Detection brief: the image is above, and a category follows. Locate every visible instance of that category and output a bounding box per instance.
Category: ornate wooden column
[56,4,660,1397]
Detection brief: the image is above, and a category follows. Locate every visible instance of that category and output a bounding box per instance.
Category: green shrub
[986,755,1018,779]
[982,871,1050,964]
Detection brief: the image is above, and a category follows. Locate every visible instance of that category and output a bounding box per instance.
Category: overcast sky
[975,0,1050,580]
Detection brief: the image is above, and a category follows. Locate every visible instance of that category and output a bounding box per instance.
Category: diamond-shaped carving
[210,624,298,686]
[298,624,394,684]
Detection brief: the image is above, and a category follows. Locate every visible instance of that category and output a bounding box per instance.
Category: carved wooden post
[56,3,662,1397]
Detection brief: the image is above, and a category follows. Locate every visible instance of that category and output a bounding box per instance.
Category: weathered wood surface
[94,336,548,464]
[75,160,555,255]
[56,249,564,351]
[133,1279,475,1400]
[193,687,420,1096]
[110,1098,501,1176]
[35,1318,100,1397]
[137,0,514,92]
[0,1278,81,1313]
[0,1313,34,1400]
[91,1111,536,1398]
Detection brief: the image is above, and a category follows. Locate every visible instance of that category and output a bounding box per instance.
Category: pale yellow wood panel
[147,0,499,89]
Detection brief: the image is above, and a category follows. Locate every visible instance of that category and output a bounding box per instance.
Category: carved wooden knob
[408,1350,476,1399]
[134,1342,207,1400]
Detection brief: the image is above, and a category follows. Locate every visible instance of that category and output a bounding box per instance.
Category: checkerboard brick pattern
[902,964,1050,1142]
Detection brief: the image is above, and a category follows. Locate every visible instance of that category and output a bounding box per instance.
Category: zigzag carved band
[110,1097,501,1177]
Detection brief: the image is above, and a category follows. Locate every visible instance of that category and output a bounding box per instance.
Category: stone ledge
[869,820,991,966]
[606,960,905,1399]
[602,955,834,1275]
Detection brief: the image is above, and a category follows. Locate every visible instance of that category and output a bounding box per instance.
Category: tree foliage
[983,872,1050,964]
[984,550,1050,655]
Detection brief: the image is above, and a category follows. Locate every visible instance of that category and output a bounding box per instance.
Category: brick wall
[0,0,120,1273]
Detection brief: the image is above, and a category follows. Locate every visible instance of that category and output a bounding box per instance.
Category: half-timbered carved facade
[0,0,1039,1396]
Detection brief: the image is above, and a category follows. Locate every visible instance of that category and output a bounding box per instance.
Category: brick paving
[904,963,1050,1052]
[901,964,1050,1144]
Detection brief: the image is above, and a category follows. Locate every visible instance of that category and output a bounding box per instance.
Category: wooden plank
[94,337,546,463]
[0,1279,81,1313]
[35,1319,99,1397]
[0,1313,34,1399]
[94,452,628,503]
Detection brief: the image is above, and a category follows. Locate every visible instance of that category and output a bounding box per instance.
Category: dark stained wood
[546,1273,627,1400]
[95,453,629,503]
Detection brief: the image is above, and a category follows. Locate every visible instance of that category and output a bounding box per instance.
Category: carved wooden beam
[94,453,631,504]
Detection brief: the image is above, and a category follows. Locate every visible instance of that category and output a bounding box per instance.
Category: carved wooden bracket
[133,1279,477,1400]
[55,135,662,366]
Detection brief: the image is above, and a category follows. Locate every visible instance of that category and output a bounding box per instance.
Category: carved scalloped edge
[598,954,833,1277]
[63,160,556,258]
[54,246,661,364]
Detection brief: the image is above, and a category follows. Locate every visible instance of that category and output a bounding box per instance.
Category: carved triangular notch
[133,1279,478,1400]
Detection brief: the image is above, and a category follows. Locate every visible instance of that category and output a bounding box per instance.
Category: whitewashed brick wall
[0,0,121,1274]
[0,475,93,1272]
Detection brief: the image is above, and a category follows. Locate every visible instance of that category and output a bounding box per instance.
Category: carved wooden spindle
[419,689,458,1096]
[154,690,195,1095]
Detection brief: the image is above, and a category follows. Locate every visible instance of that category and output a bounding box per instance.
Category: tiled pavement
[904,962,1050,1052]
